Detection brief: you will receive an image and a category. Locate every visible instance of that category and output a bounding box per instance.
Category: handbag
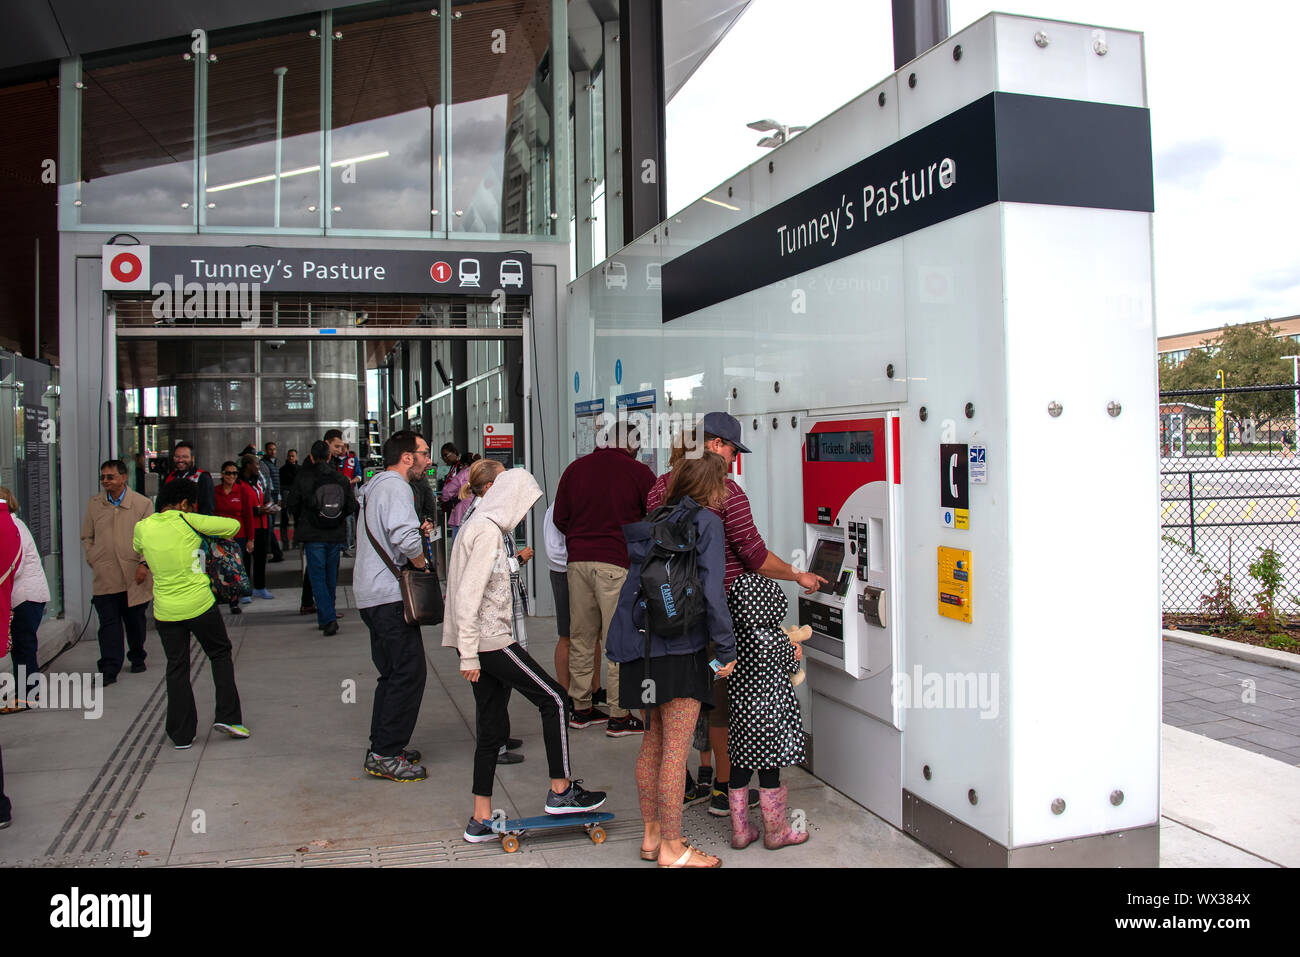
[180,515,252,602]
[363,499,444,626]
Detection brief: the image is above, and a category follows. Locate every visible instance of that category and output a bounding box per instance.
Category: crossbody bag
[363,499,444,626]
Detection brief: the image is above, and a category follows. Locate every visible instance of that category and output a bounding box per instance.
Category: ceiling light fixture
[205,151,390,194]
[701,196,740,211]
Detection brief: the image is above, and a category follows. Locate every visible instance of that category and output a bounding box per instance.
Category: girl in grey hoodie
[444,468,608,841]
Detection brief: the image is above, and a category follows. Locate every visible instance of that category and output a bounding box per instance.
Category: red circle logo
[485,425,495,434]
[110,251,142,283]
[430,261,452,283]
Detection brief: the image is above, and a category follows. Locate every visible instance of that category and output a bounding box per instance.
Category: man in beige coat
[81,459,154,684]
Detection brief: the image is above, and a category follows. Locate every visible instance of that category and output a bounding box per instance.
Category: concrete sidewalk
[0,559,1293,867]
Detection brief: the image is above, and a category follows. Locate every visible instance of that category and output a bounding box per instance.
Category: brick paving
[1163,639,1300,766]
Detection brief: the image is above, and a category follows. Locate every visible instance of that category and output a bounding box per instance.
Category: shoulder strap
[177,513,213,547]
[362,495,404,583]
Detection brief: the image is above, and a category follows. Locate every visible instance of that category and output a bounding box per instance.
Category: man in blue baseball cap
[700,411,752,455]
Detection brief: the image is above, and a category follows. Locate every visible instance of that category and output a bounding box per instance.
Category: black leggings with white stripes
[470,643,571,796]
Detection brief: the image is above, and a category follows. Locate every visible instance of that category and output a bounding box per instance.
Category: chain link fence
[1160,384,1300,615]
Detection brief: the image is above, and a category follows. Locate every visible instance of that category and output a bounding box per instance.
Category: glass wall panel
[449,0,553,236]
[80,41,195,225]
[331,4,442,232]
[205,20,322,228]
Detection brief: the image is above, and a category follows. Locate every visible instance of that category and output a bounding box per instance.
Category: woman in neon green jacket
[133,479,251,749]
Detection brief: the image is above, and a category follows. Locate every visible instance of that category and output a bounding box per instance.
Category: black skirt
[618,650,715,711]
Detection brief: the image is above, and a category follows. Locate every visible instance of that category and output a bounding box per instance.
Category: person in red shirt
[553,421,655,736]
[647,412,825,815]
[213,461,255,614]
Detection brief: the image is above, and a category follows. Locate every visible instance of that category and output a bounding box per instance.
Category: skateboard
[493,811,614,853]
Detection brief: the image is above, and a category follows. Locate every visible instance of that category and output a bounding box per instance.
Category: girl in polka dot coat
[724,573,809,850]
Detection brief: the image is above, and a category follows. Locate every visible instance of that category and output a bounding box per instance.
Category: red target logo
[484,425,495,434]
[430,261,452,283]
[110,251,143,283]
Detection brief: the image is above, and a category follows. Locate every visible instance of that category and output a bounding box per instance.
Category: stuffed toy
[782,624,812,686]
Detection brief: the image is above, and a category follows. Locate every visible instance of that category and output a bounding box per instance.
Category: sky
[665,0,1300,339]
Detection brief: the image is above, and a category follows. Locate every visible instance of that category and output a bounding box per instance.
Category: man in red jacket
[553,422,654,736]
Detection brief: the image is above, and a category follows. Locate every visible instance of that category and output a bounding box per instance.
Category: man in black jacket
[285,440,358,635]
[279,448,300,548]
[159,441,216,515]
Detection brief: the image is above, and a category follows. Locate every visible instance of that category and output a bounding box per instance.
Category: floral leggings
[635,697,702,841]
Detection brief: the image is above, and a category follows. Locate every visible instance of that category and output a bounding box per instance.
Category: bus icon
[459,258,480,287]
[500,259,524,288]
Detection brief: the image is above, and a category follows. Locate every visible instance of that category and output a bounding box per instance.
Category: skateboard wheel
[590,827,607,844]
[502,835,520,853]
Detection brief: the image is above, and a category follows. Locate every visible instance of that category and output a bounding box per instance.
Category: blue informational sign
[615,359,623,385]
[615,389,657,410]
[574,372,580,394]
[574,399,605,416]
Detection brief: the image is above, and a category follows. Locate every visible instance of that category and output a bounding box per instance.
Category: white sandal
[659,841,721,868]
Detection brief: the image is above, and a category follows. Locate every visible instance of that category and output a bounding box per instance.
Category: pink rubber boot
[729,786,759,849]
[759,785,809,850]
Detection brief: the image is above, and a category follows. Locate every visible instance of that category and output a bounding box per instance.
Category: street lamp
[747,118,807,149]
[1282,355,1300,451]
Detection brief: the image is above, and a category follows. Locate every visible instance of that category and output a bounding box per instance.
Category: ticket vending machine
[799,412,902,688]
[799,411,905,824]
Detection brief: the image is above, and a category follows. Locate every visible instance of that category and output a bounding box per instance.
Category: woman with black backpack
[607,452,736,867]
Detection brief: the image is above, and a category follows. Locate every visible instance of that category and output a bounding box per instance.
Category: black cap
[702,411,751,454]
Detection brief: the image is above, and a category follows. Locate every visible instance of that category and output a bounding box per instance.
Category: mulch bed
[1163,615,1300,653]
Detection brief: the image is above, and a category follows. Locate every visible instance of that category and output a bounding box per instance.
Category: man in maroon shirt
[553,423,655,736]
[648,412,826,813]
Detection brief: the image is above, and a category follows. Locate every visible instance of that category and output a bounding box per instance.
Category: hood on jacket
[474,468,542,531]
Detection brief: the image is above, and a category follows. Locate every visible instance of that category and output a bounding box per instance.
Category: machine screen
[809,539,845,594]
[806,430,873,463]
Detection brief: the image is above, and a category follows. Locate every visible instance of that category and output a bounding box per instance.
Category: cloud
[1254,267,1300,294]
[1155,138,1226,189]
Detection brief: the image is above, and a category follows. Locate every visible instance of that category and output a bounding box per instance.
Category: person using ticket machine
[646,411,828,814]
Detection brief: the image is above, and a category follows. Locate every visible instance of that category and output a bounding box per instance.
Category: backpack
[313,474,346,528]
[636,500,706,659]
[180,516,251,602]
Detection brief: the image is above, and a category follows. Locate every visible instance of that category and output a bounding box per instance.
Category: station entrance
[108,288,531,583]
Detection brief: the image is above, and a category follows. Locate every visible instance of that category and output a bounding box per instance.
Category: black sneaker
[130,663,147,673]
[592,688,607,706]
[695,766,714,801]
[463,817,497,843]
[505,737,523,751]
[545,779,607,815]
[323,621,339,637]
[606,714,645,737]
[684,770,697,805]
[364,751,427,782]
[496,748,525,765]
[709,784,729,816]
[568,707,609,729]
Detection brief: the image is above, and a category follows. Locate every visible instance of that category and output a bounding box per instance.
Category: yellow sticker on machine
[938,546,972,623]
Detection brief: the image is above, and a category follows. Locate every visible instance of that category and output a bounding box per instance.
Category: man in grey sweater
[356,430,432,783]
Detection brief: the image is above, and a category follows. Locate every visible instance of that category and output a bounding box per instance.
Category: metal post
[1188,472,1196,554]
[891,0,950,69]
[273,67,287,229]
